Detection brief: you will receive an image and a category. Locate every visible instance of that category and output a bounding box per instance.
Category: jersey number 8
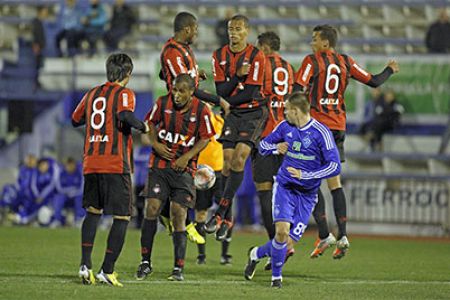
[91,97,106,130]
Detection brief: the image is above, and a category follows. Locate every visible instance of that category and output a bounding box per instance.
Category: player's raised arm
[347,55,399,88]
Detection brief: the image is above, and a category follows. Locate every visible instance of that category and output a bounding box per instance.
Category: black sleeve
[194,89,220,105]
[215,76,240,98]
[226,84,260,106]
[72,118,85,128]
[118,111,146,132]
[367,67,394,88]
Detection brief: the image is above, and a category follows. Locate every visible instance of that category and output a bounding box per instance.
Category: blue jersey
[259,119,341,191]
[56,165,83,198]
[31,160,59,200]
[16,165,35,198]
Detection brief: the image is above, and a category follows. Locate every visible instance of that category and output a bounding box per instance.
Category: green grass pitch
[0,226,449,299]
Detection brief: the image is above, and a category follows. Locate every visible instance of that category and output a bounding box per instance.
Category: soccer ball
[37,206,53,226]
[194,164,216,191]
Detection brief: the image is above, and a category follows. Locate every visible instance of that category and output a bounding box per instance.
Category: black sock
[220,174,229,194]
[81,212,101,269]
[332,187,347,239]
[313,189,330,240]
[140,219,157,262]
[258,190,275,239]
[224,201,233,222]
[221,226,233,257]
[101,219,129,274]
[196,222,206,256]
[223,170,244,201]
[173,231,187,269]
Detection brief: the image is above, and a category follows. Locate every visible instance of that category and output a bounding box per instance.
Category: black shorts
[331,130,346,162]
[195,172,222,211]
[219,107,269,149]
[143,168,196,209]
[83,173,132,216]
[251,150,284,184]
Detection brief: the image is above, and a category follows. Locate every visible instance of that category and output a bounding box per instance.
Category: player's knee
[327,175,342,190]
[255,182,272,191]
[195,210,207,222]
[113,215,130,221]
[144,199,160,219]
[275,230,289,243]
[170,202,187,230]
[230,154,246,171]
[86,206,102,214]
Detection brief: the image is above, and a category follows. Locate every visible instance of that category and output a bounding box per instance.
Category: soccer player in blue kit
[244,92,341,288]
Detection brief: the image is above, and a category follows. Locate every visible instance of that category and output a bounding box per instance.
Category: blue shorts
[272,181,318,242]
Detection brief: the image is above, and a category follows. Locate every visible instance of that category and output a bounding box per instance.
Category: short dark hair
[229,14,249,28]
[174,12,197,33]
[106,53,133,82]
[257,31,280,51]
[313,24,338,48]
[174,73,195,90]
[287,92,310,114]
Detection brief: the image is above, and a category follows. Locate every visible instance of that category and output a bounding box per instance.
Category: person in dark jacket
[425,8,450,53]
[32,6,48,90]
[103,0,136,52]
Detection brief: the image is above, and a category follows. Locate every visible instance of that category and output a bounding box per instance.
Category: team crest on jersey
[293,141,302,151]
[224,127,231,136]
[153,184,161,194]
[302,136,312,149]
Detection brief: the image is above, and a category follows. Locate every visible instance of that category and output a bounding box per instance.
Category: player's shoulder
[274,120,289,131]
[310,119,333,138]
[213,44,228,56]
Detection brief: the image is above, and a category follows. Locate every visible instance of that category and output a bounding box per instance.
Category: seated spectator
[364,90,405,152]
[103,0,136,52]
[55,0,84,57]
[359,88,384,137]
[0,154,37,222]
[16,158,59,225]
[79,0,107,56]
[51,157,84,227]
[425,8,450,53]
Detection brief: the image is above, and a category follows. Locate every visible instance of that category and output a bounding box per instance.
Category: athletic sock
[271,239,287,279]
[312,189,330,240]
[258,190,275,239]
[80,212,101,269]
[140,219,157,262]
[173,231,187,269]
[256,239,272,259]
[332,187,347,239]
[196,222,206,256]
[101,219,129,274]
[216,170,244,219]
[221,226,233,257]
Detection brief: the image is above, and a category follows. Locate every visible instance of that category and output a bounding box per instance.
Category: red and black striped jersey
[261,53,295,137]
[72,82,136,174]
[160,38,199,91]
[145,95,215,171]
[295,50,372,131]
[212,44,265,109]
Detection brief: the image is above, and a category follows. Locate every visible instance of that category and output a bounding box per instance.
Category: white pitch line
[0,278,449,285]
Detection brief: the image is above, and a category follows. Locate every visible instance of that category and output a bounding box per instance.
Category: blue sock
[256,239,272,259]
[271,239,287,279]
